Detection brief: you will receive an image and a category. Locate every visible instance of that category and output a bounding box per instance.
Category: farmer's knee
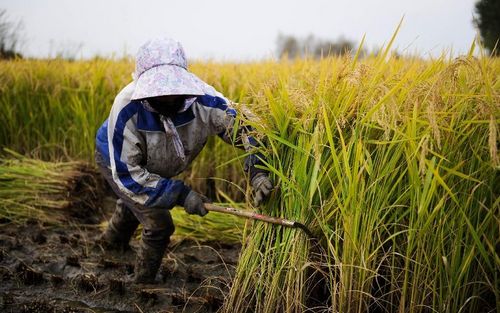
[139,209,175,241]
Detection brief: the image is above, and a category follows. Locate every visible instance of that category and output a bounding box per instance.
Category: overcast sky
[2,0,479,61]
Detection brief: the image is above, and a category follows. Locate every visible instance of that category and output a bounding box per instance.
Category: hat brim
[130,65,205,100]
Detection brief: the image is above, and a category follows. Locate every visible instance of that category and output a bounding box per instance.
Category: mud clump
[48,274,64,287]
[58,235,69,244]
[15,263,45,285]
[186,265,205,283]
[108,279,126,295]
[136,289,159,306]
[205,294,224,311]
[72,273,100,292]
[65,256,80,268]
[0,234,19,251]
[171,292,188,306]
[31,232,47,245]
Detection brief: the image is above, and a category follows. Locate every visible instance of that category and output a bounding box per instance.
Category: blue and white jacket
[95,82,260,209]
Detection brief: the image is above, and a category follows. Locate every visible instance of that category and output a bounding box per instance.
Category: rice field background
[0,38,499,312]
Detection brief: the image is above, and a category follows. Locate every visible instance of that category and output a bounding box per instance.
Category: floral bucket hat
[130,38,206,100]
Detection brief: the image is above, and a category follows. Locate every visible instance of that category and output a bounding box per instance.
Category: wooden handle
[204,203,296,227]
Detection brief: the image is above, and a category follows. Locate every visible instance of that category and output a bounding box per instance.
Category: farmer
[94,38,272,283]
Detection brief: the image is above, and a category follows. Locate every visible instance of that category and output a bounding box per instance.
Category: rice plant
[221,46,499,312]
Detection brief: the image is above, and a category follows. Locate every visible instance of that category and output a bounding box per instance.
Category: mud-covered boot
[98,199,139,252]
[133,245,166,284]
[133,227,171,284]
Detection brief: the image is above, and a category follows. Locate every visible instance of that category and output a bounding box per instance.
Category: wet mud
[0,204,240,313]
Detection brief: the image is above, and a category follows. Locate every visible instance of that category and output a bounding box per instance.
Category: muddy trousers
[95,150,175,283]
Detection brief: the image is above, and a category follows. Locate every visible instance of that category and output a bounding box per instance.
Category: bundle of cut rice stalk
[0,149,104,224]
[171,206,247,243]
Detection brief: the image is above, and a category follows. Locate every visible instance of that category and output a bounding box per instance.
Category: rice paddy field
[0,38,499,312]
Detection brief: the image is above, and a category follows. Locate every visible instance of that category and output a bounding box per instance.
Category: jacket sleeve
[107,102,191,209]
[198,95,268,180]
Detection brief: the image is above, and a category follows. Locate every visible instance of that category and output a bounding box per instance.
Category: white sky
[1,0,479,60]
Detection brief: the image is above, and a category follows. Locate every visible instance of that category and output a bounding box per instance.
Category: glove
[183,191,211,216]
[251,172,273,206]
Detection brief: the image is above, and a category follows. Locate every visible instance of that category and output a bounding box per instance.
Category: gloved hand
[183,191,211,216]
[251,172,273,206]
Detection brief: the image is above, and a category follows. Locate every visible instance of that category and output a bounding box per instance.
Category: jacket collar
[137,102,195,131]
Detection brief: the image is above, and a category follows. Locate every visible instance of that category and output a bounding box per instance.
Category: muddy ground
[0,198,241,313]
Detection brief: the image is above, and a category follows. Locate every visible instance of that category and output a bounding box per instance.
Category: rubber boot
[133,228,171,284]
[99,199,140,252]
